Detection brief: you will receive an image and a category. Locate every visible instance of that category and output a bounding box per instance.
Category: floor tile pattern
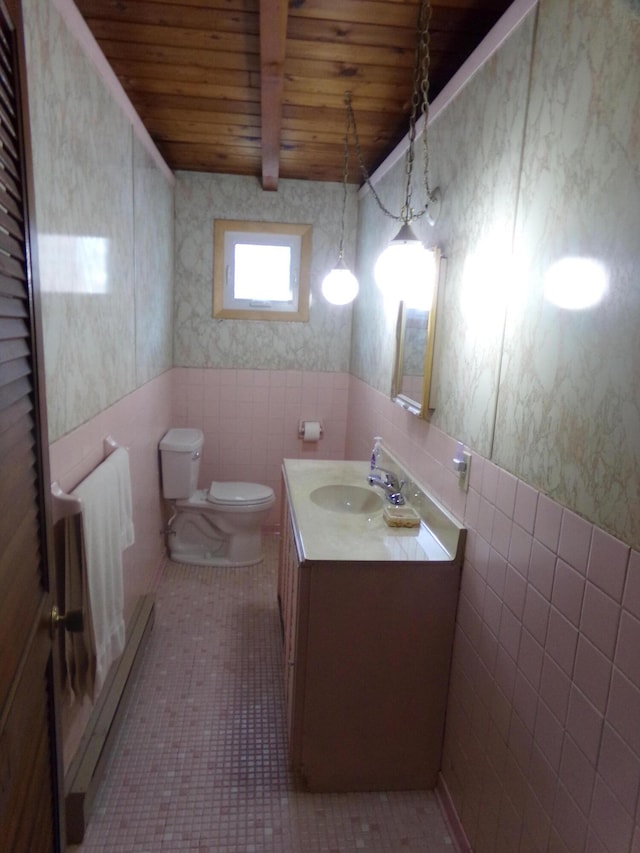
[74,536,454,852]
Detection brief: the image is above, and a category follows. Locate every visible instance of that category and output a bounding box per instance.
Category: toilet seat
[207,481,274,508]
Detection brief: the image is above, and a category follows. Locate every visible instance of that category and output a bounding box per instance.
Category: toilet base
[168,544,264,568]
[168,527,265,568]
[166,491,273,568]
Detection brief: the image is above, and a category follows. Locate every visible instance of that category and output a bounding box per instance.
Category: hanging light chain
[337,93,351,261]
[405,0,435,221]
[419,0,435,205]
[345,94,399,222]
[347,0,436,226]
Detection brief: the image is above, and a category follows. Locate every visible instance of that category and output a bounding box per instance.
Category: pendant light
[321,95,359,306]
[348,0,441,306]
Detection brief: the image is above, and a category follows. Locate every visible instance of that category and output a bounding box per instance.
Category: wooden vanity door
[280,507,300,748]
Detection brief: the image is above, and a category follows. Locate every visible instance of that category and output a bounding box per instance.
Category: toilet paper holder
[298,420,323,440]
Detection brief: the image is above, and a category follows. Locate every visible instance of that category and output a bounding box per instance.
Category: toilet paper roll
[302,421,321,442]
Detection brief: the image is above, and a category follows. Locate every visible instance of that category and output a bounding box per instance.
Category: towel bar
[50,435,124,525]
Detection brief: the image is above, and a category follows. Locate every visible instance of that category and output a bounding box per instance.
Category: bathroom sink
[309,484,383,515]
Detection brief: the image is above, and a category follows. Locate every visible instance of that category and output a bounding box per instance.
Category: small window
[213,220,312,321]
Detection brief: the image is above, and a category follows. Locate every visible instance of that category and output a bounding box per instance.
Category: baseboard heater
[64,594,155,844]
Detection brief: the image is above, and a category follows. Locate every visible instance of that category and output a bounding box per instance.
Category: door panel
[0,0,63,850]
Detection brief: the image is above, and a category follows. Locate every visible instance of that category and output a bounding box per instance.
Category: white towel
[105,446,135,550]
[72,448,134,698]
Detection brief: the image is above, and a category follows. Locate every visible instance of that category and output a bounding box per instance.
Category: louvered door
[0,1,63,850]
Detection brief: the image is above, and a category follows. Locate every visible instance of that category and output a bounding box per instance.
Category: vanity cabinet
[278,464,464,793]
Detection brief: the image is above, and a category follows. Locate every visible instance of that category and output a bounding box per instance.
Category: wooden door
[0,0,64,850]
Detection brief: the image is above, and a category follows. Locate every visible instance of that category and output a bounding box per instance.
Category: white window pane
[234,244,292,301]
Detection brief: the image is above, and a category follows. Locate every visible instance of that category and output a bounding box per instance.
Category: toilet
[159,428,275,567]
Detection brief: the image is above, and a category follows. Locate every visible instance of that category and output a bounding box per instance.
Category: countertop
[282,458,458,564]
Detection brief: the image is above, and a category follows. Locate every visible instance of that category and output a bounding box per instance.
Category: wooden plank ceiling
[75,0,513,188]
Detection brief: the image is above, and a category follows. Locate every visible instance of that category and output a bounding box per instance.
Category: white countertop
[282,459,457,563]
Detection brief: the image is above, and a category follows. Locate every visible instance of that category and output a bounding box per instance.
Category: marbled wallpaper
[23,0,174,442]
[353,8,536,458]
[173,171,357,371]
[133,136,174,386]
[494,0,640,548]
[352,0,640,550]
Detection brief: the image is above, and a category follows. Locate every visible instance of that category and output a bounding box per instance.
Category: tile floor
[73,535,455,852]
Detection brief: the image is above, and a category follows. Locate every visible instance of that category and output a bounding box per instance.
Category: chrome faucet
[367,466,406,506]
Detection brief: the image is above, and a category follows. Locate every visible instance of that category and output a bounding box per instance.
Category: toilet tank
[159,428,204,499]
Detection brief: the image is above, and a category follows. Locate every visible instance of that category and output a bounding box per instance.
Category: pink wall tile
[508,711,533,772]
[484,587,503,637]
[504,564,528,620]
[580,582,621,658]
[586,829,609,853]
[528,540,556,600]
[529,744,557,816]
[491,508,513,560]
[514,480,538,534]
[558,510,593,574]
[573,636,612,713]
[607,669,640,757]
[481,459,500,504]
[499,603,522,661]
[476,495,495,543]
[624,550,640,619]
[522,588,550,647]
[534,699,564,772]
[551,559,586,627]
[539,654,571,724]
[496,793,522,851]
[598,723,640,818]
[559,734,596,816]
[522,786,551,850]
[615,610,640,688]
[518,628,545,689]
[495,643,517,700]
[496,468,518,518]
[566,686,604,766]
[545,608,578,676]
[587,526,630,603]
[491,684,514,743]
[589,776,635,852]
[513,670,538,733]
[509,523,533,578]
[553,783,588,852]
[487,547,508,597]
[535,494,563,552]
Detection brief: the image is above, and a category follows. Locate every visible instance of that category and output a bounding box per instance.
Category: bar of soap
[383,505,421,528]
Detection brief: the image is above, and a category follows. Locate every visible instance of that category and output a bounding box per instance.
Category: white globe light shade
[374,225,436,309]
[321,264,359,305]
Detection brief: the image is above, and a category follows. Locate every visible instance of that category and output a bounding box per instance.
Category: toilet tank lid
[159,428,204,452]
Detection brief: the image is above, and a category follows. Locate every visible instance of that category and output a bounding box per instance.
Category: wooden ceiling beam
[259,0,288,191]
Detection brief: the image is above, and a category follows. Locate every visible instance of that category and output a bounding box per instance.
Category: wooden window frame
[213,219,312,321]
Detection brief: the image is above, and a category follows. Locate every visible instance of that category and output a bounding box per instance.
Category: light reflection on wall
[460,233,512,337]
[38,235,109,294]
[543,256,608,310]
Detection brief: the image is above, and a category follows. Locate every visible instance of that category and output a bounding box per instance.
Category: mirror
[391,246,442,418]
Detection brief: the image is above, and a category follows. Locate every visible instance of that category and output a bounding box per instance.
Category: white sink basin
[310,484,383,515]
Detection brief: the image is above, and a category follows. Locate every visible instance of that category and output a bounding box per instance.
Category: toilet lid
[207,481,274,507]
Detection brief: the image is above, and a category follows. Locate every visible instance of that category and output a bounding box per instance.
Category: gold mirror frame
[391,246,442,418]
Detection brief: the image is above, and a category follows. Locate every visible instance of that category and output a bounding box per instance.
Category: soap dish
[383,505,421,528]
